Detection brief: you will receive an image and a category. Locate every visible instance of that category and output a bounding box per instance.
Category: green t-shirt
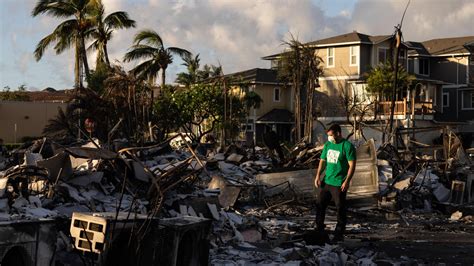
[320,139,356,187]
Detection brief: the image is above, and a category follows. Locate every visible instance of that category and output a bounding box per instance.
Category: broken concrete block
[28,195,42,208]
[226,212,243,225]
[168,209,179,217]
[208,175,241,208]
[218,161,239,174]
[26,207,57,218]
[188,206,197,217]
[179,205,188,216]
[37,151,73,180]
[226,153,244,163]
[213,153,225,161]
[414,170,439,188]
[58,183,86,202]
[53,203,90,217]
[433,183,450,202]
[207,203,220,220]
[0,198,9,211]
[68,172,104,187]
[24,152,43,166]
[131,161,153,182]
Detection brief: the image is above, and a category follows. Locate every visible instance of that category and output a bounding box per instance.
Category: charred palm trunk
[304,75,315,143]
[388,29,402,143]
[161,67,166,97]
[294,48,302,142]
[104,41,110,67]
[80,35,90,81]
[74,37,81,90]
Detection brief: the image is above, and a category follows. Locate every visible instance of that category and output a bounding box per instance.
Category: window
[241,119,254,132]
[398,49,406,59]
[398,49,407,66]
[378,47,389,64]
[350,46,359,66]
[273,87,280,102]
[442,92,449,108]
[419,58,430,76]
[271,60,281,69]
[462,91,474,110]
[327,48,335,67]
[241,124,253,132]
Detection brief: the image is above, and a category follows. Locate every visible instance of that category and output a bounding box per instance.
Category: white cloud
[349,0,474,41]
[2,0,473,90]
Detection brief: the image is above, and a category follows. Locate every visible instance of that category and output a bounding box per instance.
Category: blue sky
[0,0,472,91]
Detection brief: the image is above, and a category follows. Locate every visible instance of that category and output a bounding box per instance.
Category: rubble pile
[0,128,473,264]
[376,130,474,215]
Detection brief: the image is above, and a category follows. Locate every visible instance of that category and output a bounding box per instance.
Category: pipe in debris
[47,167,63,199]
[179,133,211,178]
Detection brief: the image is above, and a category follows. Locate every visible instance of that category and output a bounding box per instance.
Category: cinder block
[70,212,107,253]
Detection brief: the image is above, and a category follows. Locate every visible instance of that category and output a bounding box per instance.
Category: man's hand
[314,177,321,188]
[315,159,326,188]
[340,180,350,192]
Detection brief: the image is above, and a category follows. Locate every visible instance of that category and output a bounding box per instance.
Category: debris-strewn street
[0,130,473,265]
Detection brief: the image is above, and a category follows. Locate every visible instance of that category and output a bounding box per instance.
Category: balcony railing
[375,98,434,116]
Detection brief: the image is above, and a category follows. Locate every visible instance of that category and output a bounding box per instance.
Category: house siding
[317,46,359,77]
[252,84,292,117]
[316,80,348,117]
[430,57,468,85]
[469,56,474,84]
[436,87,474,122]
[360,44,372,75]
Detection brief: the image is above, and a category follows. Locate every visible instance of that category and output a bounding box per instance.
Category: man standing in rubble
[314,124,356,242]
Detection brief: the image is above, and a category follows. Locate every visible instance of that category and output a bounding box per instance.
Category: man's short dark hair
[327,124,342,134]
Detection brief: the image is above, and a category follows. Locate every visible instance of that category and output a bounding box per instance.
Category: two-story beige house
[259,31,474,144]
[222,68,293,145]
[407,36,474,122]
[263,31,414,119]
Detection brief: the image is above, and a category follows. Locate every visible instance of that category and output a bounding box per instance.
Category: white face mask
[328,135,336,143]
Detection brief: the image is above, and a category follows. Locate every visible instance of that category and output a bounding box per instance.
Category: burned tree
[277,35,323,143]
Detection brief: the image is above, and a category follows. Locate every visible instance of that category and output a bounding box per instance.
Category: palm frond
[32,0,75,18]
[123,44,157,62]
[130,59,160,80]
[34,32,58,60]
[133,29,163,47]
[104,11,136,29]
[167,47,191,58]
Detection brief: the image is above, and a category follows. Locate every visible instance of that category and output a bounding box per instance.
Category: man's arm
[340,160,356,192]
[314,159,326,188]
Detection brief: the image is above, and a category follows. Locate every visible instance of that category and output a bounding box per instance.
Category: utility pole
[388,26,402,143]
[388,0,410,144]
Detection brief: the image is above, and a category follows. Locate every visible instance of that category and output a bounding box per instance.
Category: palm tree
[43,107,77,139]
[87,0,136,68]
[123,29,191,93]
[200,64,223,80]
[32,0,95,88]
[175,53,201,86]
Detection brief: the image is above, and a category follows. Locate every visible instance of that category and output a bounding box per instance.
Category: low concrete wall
[0,101,67,143]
